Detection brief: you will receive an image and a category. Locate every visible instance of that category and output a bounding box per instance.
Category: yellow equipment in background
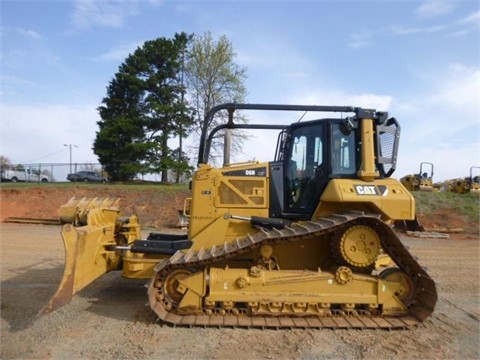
[449,166,480,194]
[400,162,437,192]
[42,103,437,329]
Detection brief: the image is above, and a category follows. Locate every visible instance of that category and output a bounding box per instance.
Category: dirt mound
[1,185,477,238]
[418,209,469,231]
[0,185,190,228]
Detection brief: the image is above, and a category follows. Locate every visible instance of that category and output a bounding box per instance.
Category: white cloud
[427,63,480,109]
[15,28,41,39]
[235,62,479,183]
[349,31,373,49]
[71,0,140,30]
[395,140,479,183]
[290,90,393,112]
[2,44,61,73]
[2,48,28,70]
[392,10,479,37]
[1,103,100,166]
[415,0,454,19]
[173,3,191,13]
[447,30,469,38]
[234,48,264,67]
[456,10,480,27]
[1,75,35,87]
[392,64,480,181]
[94,41,144,62]
[148,0,163,7]
[235,35,315,76]
[1,75,38,99]
[390,24,446,36]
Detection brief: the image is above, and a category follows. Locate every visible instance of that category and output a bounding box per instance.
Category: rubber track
[147,211,437,329]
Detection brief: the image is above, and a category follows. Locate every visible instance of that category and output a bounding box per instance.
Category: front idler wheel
[380,267,414,305]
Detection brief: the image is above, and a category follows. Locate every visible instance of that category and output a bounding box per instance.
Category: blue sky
[1,0,479,182]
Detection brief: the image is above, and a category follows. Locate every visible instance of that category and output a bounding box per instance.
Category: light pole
[64,144,78,174]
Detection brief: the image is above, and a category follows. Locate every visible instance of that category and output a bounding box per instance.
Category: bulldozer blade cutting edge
[39,221,119,316]
[39,224,78,315]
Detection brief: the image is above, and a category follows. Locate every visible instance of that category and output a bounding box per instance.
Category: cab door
[284,121,329,218]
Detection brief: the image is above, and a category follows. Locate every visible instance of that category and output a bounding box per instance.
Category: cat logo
[354,185,379,195]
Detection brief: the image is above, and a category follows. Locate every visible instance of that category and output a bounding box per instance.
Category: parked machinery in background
[400,162,437,192]
[448,166,480,194]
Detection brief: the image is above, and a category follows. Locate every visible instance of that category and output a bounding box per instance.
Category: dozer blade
[40,198,124,315]
[40,223,120,315]
[58,197,121,225]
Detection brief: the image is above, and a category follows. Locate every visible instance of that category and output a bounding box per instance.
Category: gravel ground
[1,223,479,360]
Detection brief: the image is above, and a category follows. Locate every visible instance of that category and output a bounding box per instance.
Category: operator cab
[199,103,399,222]
[269,112,399,221]
[269,118,359,220]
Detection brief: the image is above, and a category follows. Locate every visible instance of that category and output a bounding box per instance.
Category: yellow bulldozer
[42,103,437,329]
[400,162,437,192]
[448,166,480,194]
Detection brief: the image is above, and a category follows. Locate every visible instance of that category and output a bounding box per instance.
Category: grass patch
[413,191,480,223]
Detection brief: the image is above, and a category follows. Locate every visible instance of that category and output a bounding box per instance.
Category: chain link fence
[0,163,106,183]
[0,163,189,183]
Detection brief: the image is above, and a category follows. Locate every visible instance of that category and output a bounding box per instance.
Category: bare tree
[0,156,12,168]
[185,32,248,164]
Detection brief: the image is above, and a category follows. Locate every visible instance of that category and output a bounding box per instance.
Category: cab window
[331,123,357,176]
[286,123,325,209]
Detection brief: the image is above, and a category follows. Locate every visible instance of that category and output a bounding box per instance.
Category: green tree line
[94,32,247,182]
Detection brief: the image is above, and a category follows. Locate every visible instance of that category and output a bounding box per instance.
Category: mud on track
[1,223,479,360]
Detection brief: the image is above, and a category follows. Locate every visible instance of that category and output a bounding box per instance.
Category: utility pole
[223,108,234,167]
[64,144,78,174]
